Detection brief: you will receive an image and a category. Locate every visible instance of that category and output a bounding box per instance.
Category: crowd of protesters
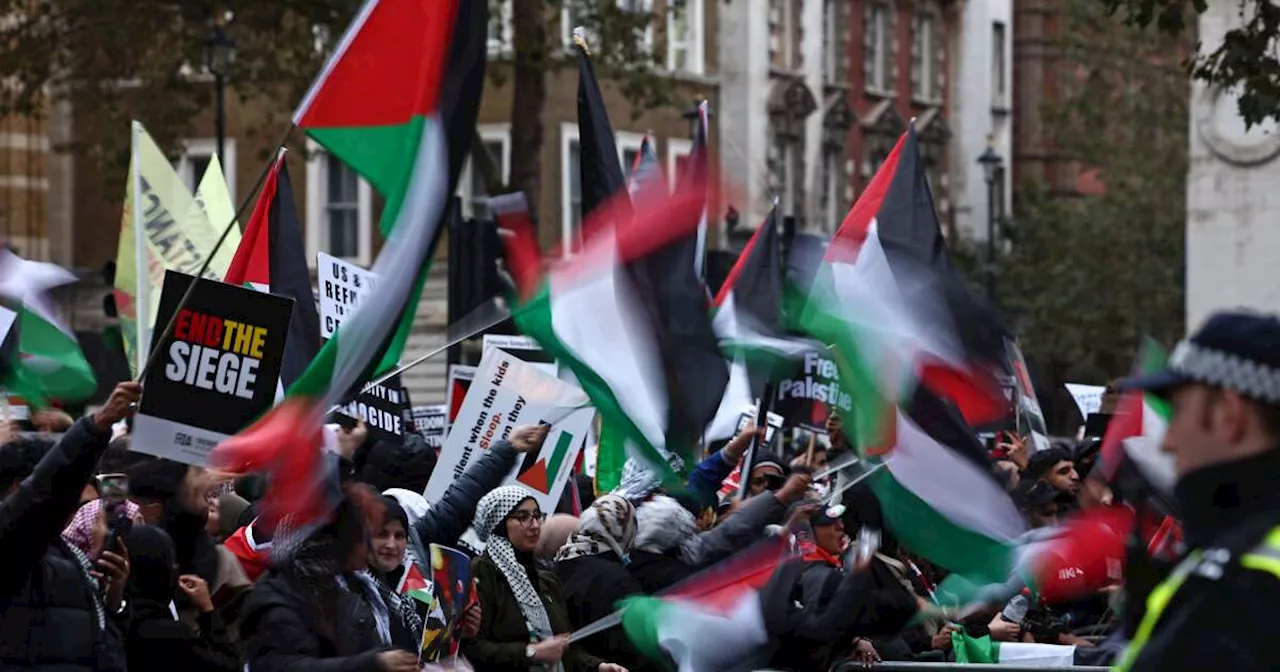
[0,374,1211,671]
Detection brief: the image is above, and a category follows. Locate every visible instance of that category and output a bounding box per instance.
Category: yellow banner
[114,122,242,376]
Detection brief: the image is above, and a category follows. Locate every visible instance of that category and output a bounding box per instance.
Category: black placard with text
[132,271,293,465]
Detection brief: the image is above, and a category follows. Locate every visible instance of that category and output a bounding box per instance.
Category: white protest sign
[411,404,448,450]
[1065,383,1106,419]
[482,334,558,378]
[317,252,379,339]
[735,404,785,448]
[424,348,593,553]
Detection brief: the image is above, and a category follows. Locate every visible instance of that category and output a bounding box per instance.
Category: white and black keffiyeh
[634,493,699,556]
[473,486,555,643]
[555,494,637,563]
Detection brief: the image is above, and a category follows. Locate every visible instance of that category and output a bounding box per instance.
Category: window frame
[911,12,937,103]
[864,4,890,94]
[175,137,236,204]
[560,122,582,258]
[666,137,694,191]
[615,131,647,182]
[305,139,374,267]
[488,1,514,56]
[563,0,655,52]
[459,124,512,220]
[992,21,1008,110]
[666,0,705,74]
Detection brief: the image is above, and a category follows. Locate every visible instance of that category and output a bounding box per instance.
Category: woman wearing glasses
[464,484,628,672]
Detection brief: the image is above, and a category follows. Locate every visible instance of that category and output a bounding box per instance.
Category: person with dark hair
[241,482,419,672]
[123,525,242,672]
[1013,479,1062,529]
[356,434,438,495]
[0,382,139,671]
[366,495,425,648]
[1023,445,1080,497]
[746,452,789,498]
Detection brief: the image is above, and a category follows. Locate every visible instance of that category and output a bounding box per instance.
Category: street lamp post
[205,24,236,163]
[977,139,1004,303]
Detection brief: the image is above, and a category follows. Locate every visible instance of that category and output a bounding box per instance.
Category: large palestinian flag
[500,175,719,484]
[213,0,484,528]
[1100,338,1176,494]
[223,150,321,389]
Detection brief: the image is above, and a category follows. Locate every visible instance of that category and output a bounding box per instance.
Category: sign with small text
[318,252,379,339]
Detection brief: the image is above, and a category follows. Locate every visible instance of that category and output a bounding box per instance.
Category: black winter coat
[240,570,413,672]
[0,417,128,672]
[124,598,241,672]
[556,552,657,672]
[413,441,518,549]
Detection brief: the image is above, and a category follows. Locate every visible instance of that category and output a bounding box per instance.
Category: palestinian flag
[620,538,785,672]
[288,0,484,399]
[866,386,1026,587]
[500,170,719,483]
[224,150,321,389]
[952,632,1076,666]
[213,0,482,528]
[627,133,664,195]
[574,27,628,229]
[1100,338,1175,495]
[1008,339,1051,452]
[0,250,96,405]
[819,126,1007,428]
[711,206,816,379]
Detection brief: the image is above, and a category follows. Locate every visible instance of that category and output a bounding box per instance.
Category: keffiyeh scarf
[612,455,687,505]
[62,499,141,557]
[473,486,555,643]
[634,494,700,557]
[555,495,637,564]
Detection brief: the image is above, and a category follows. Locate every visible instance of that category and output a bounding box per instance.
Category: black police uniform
[1116,312,1280,672]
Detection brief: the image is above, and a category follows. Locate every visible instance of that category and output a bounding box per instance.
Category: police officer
[1115,310,1280,671]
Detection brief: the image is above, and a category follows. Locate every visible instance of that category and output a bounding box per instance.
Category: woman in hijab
[462,485,628,672]
[367,496,426,648]
[554,495,655,672]
[122,525,241,672]
[240,483,420,672]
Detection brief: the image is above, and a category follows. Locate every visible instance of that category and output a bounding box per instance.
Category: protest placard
[333,374,411,441]
[411,404,448,450]
[1065,383,1106,419]
[481,334,557,378]
[317,252,378,339]
[773,350,852,431]
[425,348,592,553]
[735,404,786,450]
[133,271,292,466]
[445,364,476,428]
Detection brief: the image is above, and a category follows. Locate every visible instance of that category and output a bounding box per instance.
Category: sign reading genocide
[133,271,293,466]
[334,374,411,442]
[318,252,379,339]
[425,348,592,554]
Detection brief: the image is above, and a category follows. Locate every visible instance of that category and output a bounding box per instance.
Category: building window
[823,1,847,84]
[306,141,373,266]
[668,0,704,74]
[460,126,510,221]
[565,0,655,50]
[616,131,647,182]
[992,22,1008,108]
[864,4,889,93]
[561,124,582,257]
[174,138,236,204]
[488,1,513,55]
[667,138,693,190]
[911,14,936,102]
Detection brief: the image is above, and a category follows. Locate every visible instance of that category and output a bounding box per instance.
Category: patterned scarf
[555,495,636,564]
[473,486,554,642]
[373,564,425,646]
[634,494,699,557]
[62,499,141,557]
[65,541,106,631]
[612,455,686,505]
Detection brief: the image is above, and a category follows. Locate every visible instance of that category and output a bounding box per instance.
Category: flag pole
[737,382,775,500]
[134,124,296,383]
[130,122,149,377]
